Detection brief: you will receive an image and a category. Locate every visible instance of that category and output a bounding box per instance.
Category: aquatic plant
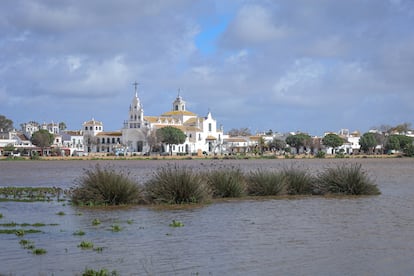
[169,220,184,227]
[71,164,143,206]
[0,186,66,202]
[32,248,47,255]
[283,167,315,195]
[56,211,66,216]
[15,229,25,236]
[19,239,35,249]
[205,166,246,198]
[127,219,133,224]
[247,169,287,196]
[110,224,122,232]
[317,163,381,195]
[82,268,118,276]
[0,229,42,235]
[78,240,94,249]
[145,164,211,204]
[92,218,101,226]
[0,213,3,219]
[73,230,86,236]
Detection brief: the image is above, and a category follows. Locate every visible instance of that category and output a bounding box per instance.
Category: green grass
[145,164,211,204]
[71,164,143,206]
[110,224,122,232]
[283,167,315,195]
[247,169,287,196]
[32,248,47,255]
[317,163,381,195]
[73,230,86,236]
[205,167,246,198]
[19,239,35,249]
[169,220,184,227]
[78,240,94,249]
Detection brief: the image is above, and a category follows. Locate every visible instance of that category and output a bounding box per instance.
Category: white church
[82,86,224,156]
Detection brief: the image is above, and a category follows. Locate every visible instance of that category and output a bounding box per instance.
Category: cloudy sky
[1,0,413,135]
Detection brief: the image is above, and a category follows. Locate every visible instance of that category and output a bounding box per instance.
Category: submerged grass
[283,167,315,195]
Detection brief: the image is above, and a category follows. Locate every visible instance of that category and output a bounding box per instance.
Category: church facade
[83,87,224,155]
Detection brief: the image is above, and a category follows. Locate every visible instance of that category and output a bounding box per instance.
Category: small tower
[126,82,144,129]
[172,89,186,111]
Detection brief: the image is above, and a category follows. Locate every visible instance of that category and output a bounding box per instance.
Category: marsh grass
[32,248,47,255]
[71,164,143,206]
[317,163,380,195]
[205,166,246,198]
[73,230,85,236]
[82,268,118,276]
[110,224,122,232]
[169,220,184,227]
[145,164,211,204]
[247,169,287,196]
[78,240,94,250]
[0,187,66,202]
[283,167,315,195]
[92,218,101,226]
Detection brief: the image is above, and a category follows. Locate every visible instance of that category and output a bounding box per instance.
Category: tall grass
[283,167,315,195]
[205,166,246,198]
[317,163,380,195]
[247,169,287,196]
[145,164,211,204]
[71,164,142,206]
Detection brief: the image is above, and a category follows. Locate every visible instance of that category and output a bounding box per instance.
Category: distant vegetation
[70,162,381,206]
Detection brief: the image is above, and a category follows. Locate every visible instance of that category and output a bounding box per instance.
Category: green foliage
[145,164,211,204]
[78,240,94,249]
[247,169,287,196]
[317,164,380,195]
[169,220,184,227]
[73,230,85,236]
[286,133,311,154]
[92,218,101,225]
[315,151,326,158]
[110,224,122,232]
[359,132,378,153]
[82,268,119,276]
[322,133,344,149]
[283,167,314,195]
[0,115,14,133]
[156,126,187,155]
[403,144,414,157]
[71,164,142,206]
[267,138,286,151]
[205,167,246,198]
[31,129,54,149]
[19,239,35,249]
[32,248,47,255]
[56,211,66,216]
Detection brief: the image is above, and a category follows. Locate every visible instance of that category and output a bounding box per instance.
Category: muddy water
[0,158,414,275]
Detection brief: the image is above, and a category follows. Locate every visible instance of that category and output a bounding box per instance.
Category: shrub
[205,167,246,198]
[71,164,142,206]
[247,169,287,196]
[317,163,380,195]
[145,164,211,204]
[283,167,314,195]
[315,151,326,158]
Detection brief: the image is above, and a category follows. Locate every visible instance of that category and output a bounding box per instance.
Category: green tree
[359,132,378,154]
[285,133,311,154]
[31,129,54,155]
[0,115,14,137]
[322,133,344,153]
[268,138,286,152]
[385,135,401,152]
[58,122,67,131]
[156,126,186,156]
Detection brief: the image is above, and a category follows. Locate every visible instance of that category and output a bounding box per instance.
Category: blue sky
[1,0,413,135]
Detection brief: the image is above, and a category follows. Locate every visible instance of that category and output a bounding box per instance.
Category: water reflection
[0,159,414,275]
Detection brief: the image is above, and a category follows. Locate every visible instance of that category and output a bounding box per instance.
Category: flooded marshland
[0,158,414,275]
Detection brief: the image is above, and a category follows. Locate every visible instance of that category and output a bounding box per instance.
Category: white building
[83,88,225,156]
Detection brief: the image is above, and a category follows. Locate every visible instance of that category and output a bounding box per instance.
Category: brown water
[0,158,413,275]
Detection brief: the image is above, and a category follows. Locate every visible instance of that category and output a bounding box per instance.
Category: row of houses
[1,87,412,157]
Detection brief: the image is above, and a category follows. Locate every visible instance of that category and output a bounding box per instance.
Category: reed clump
[145,164,211,204]
[317,163,380,195]
[247,169,287,196]
[283,167,315,195]
[205,166,246,198]
[71,164,143,206]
